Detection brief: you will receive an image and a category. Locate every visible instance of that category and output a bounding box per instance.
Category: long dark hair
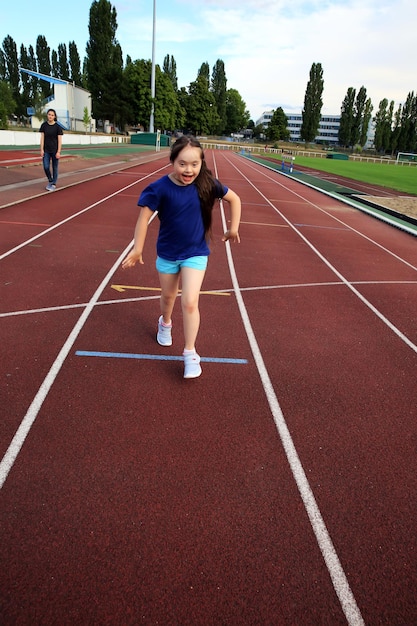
[46,108,57,122]
[170,136,218,238]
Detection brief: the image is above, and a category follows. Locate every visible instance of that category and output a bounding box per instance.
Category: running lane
[0,150,416,625]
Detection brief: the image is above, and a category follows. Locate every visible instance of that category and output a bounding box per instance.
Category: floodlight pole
[149,0,156,133]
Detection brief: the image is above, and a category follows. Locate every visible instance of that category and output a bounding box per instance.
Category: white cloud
[196,0,417,120]
[2,0,415,122]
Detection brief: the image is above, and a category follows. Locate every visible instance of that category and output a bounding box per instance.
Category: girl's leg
[158,271,180,324]
[51,153,59,185]
[180,267,206,351]
[42,153,52,182]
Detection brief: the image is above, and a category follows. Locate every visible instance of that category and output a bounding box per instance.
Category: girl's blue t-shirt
[138,174,228,261]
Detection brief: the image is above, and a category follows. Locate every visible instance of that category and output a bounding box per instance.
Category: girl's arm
[122,206,154,268]
[56,132,63,158]
[222,188,241,243]
[40,131,44,156]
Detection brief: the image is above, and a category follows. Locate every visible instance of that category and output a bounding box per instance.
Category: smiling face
[172,146,203,185]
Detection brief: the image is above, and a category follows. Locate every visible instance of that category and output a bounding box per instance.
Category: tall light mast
[149,0,156,133]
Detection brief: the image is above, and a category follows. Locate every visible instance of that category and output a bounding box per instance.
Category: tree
[406,93,417,153]
[360,98,373,148]
[51,49,59,78]
[252,124,264,140]
[58,43,70,81]
[225,88,250,134]
[338,87,356,147]
[124,58,182,131]
[266,107,290,142]
[163,54,177,91]
[177,86,189,131]
[338,86,371,149]
[391,103,402,156]
[124,59,152,128]
[300,62,324,144]
[108,42,126,129]
[397,91,416,153]
[36,35,52,98]
[86,0,123,125]
[187,72,218,135]
[2,36,21,112]
[83,106,91,132]
[0,80,16,128]
[68,41,82,86]
[211,59,227,135]
[20,44,39,105]
[197,62,210,87]
[154,66,181,131]
[373,98,392,153]
[0,49,5,80]
[352,86,367,147]
[384,100,395,151]
[20,45,32,107]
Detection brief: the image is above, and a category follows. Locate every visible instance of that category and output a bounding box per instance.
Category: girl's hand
[122,251,144,269]
[222,230,240,243]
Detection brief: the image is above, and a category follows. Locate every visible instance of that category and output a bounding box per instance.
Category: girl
[122,135,241,379]
[40,108,63,191]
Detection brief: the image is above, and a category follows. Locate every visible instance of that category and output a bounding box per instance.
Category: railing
[200,142,417,166]
[111,135,131,143]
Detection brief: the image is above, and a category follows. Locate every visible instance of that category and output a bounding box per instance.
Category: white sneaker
[157,315,172,346]
[183,351,202,379]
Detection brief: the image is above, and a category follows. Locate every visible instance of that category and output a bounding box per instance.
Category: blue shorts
[156,255,208,274]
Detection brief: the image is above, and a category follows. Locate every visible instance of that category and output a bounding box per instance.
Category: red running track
[1,150,416,625]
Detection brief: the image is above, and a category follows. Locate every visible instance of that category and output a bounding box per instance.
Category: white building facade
[256,110,374,148]
[20,69,95,132]
[256,110,340,145]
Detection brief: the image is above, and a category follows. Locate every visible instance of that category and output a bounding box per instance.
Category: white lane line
[213,152,365,625]
[0,156,234,484]
[0,295,161,318]
[0,206,163,487]
[0,242,133,490]
[0,165,167,262]
[2,280,417,319]
[227,154,417,356]
[240,156,417,268]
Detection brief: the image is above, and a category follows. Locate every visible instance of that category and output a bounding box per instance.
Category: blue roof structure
[20,68,69,85]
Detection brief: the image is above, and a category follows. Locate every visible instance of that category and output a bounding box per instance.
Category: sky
[2,0,416,123]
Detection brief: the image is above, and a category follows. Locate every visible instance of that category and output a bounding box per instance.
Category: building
[256,110,374,148]
[256,110,340,145]
[287,113,340,144]
[20,69,95,132]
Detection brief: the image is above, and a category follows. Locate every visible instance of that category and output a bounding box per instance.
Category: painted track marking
[228,154,417,355]
[242,156,417,270]
[0,150,412,624]
[2,281,416,320]
[75,350,247,364]
[0,242,133,490]
[215,151,366,626]
[0,165,168,261]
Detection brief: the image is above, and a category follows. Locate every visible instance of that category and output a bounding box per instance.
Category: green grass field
[63,144,156,159]
[260,153,417,195]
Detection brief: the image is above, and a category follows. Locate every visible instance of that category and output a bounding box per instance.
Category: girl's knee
[161,294,177,311]
[181,298,199,315]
